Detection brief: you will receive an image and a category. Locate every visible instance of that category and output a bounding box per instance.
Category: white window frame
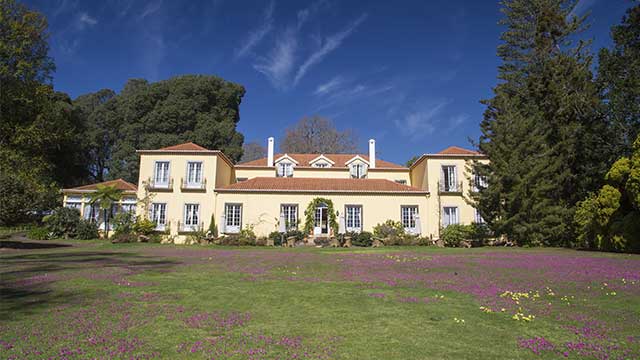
[313,162,330,168]
[441,165,458,192]
[154,161,171,187]
[474,208,485,224]
[183,203,200,231]
[442,206,459,227]
[281,204,298,230]
[350,162,367,179]
[401,206,418,231]
[225,203,242,233]
[473,173,488,192]
[345,205,362,232]
[186,161,203,187]
[276,162,294,177]
[150,203,167,230]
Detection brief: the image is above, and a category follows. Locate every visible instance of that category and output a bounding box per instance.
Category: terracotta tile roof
[158,142,209,151]
[437,146,481,155]
[238,153,405,169]
[218,177,427,193]
[64,179,138,192]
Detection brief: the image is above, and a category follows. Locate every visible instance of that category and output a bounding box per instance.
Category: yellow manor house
[62,138,488,243]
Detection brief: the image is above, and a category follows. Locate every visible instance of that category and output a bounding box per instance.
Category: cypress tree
[472,0,608,246]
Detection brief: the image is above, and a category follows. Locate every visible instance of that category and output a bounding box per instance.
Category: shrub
[238,228,257,245]
[112,212,135,235]
[43,207,80,239]
[185,229,207,245]
[133,218,156,236]
[373,220,405,239]
[269,229,304,246]
[255,237,268,246]
[76,219,99,240]
[111,232,137,243]
[468,223,491,244]
[268,231,283,246]
[348,231,373,247]
[148,234,163,243]
[441,224,473,247]
[28,226,50,240]
[208,214,218,238]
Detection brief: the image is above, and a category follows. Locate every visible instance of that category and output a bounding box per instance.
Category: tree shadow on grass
[0,248,182,320]
[0,240,72,250]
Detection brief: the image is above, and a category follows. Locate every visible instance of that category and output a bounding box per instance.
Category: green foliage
[185,229,208,245]
[28,226,50,240]
[405,155,420,168]
[74,75,246,183]
[43,207,80,239]
[373,220,405,239]
[441,225,473,247]
[133,218,156,236]
[575,135,640,252]
[303,198,338,235]
[597,4,640,157]
[76,220,99,240]
[219,230,256,246]
[471,0,611,247]
[208,214,218,238]
[112,212,135,235]
[347,231,373,247]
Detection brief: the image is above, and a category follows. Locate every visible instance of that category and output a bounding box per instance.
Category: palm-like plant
[88,184,123,238]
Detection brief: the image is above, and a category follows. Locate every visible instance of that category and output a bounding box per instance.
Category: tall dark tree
[471,0,609,246]
[281,116,357,154]
[75,75,246,183]
[598,4,640,156]
[0,0,86,224]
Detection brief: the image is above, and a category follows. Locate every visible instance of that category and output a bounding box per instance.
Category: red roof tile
[218,177,427,193]
[65,179,137,192]
[238,153,405,169]
[437,146,480,155]
[158,142,209,151]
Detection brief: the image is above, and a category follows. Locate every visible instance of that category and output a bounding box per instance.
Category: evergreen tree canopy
[75,75,246,183]
[472,0,609,246]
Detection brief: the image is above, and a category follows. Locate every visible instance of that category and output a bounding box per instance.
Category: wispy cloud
[235,1,275,58]
[293,13,367,86]
[253,28,297,89]
[296,0,326,29]
[394,99,452,140]
[313,76,345,96]
[446,113,469,131]
[139,0,162,20]
[78,12,97,27]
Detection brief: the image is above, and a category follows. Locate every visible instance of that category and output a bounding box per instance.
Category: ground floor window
[443,206,459,227]
[150,203,167,230]
[65,202,82,210]
[121,204,136,214]
[345,205,362,232]
[474,208,485,224]
[281,204,298,230]
[184,203,200,230]
[225,203,242,233]
[401,206,418,231]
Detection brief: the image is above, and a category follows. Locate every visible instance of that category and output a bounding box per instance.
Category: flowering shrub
[373,220,405,239]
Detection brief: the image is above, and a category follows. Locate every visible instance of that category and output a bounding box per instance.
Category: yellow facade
[63,142,488,243]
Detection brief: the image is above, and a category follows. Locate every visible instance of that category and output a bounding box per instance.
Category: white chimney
[369,139,376,168]
[267,137,274,167]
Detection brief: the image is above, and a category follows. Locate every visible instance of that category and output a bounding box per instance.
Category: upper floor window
[474,208,485,224]
[441,165,458,192]
[186,161,203,186]
[401,206,418,231]
[395,179,407,185]
[281,204,298,230]
[473,173,488,192]
[236,177,248,182]
[277,162,294,177]
[350,162,367,179]
[313,162,330,168]
[345,205,362,232]
[443,206,459,227]
[154,161,170,185]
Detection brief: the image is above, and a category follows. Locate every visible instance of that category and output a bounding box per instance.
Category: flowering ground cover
[1,241,639,359]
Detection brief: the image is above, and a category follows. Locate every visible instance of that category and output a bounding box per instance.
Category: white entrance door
[314,203,329,235]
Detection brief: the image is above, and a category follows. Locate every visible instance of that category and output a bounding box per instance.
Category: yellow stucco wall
[136,153,220,237]
[215,192,430,238]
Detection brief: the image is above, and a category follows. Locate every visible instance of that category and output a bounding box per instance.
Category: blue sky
[26,0,634,164]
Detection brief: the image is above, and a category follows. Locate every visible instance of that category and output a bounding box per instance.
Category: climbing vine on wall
[303,198,338,235]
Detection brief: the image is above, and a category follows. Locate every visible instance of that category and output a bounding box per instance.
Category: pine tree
[472,0,608,246]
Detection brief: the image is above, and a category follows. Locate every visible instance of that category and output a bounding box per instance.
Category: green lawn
[1,239,639,359]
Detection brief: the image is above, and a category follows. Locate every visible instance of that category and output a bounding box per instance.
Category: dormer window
[350,162,368,179]
[313,161,330,168]
[277,162,294,177]
[309,155,335,168]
